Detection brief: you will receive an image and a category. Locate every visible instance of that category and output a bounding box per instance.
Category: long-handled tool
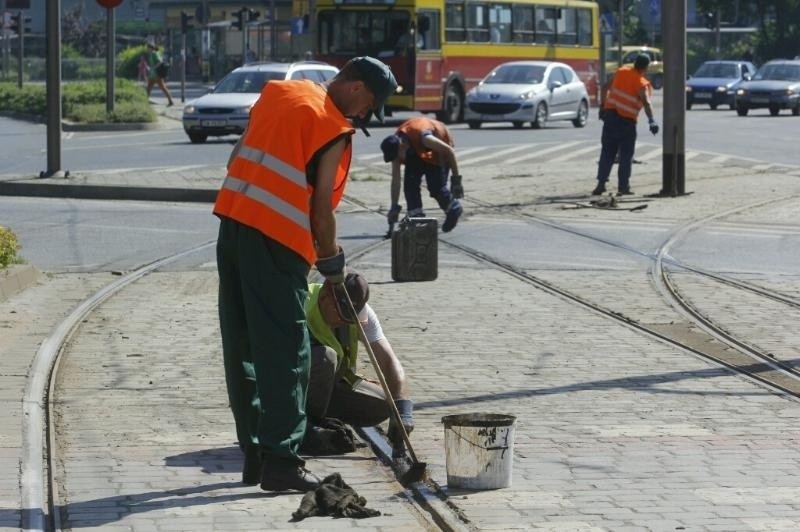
[338,284,428,486]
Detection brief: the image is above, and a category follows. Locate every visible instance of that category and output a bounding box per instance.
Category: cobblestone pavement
[3,113,800,530]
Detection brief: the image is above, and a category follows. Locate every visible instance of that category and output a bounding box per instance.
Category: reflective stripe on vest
[604,67,647,121]
[606,86,642,118]
[220,174,310,231]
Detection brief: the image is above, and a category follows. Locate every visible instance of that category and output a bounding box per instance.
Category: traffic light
[8,13,31,35]
[247,9,260,22]
[180,11,194,33]
[704,11,717,30]
[232,8,246,31]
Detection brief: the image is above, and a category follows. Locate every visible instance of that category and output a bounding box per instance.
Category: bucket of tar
[441,413,516,489]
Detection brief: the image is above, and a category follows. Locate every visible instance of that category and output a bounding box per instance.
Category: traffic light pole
[106,7,115,113]
[41,0,67,179]
[16,10,23,88]
[180,31,186,102]
[660,0,686,197]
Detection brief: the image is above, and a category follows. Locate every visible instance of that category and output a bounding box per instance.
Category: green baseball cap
[349,56,398,122]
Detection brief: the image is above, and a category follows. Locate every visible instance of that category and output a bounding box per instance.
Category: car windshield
[753,64,800,81]
[694,63,738,78]
[484,65,545,84]
[213,71,286,93]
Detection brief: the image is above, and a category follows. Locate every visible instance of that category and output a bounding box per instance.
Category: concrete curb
[62,120,162,132]
[0,181,217,203]
[0,264,39,302]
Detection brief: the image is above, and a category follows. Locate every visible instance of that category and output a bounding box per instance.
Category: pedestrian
[592,54,659,196]
[137,52,150,85]
[380,117,464,232]
[145,42,175,107]
[304,271,413,450]
[213,56,397,492]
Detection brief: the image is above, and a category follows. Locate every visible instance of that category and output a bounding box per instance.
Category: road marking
[459,144,535,165]
[503,141,583,164]
[548,144,598,163]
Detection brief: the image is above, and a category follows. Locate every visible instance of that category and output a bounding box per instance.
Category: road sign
[95,0,123,8]
[600,12,615,35]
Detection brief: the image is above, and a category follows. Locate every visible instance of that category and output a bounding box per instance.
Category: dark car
[685,60,756,110]
[734,59,800,116]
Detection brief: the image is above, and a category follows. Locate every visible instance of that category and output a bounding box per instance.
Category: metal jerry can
[391,217,438,282]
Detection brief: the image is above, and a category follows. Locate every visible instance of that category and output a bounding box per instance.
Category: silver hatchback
[464,61,590,129]
[182,61,339,143]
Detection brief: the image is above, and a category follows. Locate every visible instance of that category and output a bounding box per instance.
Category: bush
[0,226,21,269]
[118,45,149,80]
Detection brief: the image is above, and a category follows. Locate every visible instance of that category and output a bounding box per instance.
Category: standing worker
[145,41,175,107]
[213,57,397,492]
[380,117,464,233]
[591,54,659,196]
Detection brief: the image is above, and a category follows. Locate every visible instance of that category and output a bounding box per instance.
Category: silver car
[464,61,590,129]
[734,59,800,116]
[182,61,339,143]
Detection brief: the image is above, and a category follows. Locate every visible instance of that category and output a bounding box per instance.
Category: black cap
[348,56,397,122]
[380,134,400,162]
[324,271,370,323]
[634,54,651,70]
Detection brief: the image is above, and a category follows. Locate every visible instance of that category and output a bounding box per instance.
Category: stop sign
[96,0,123,8]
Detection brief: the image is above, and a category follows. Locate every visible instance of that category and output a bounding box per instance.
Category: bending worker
[214,57,397,492]
[305,272,414,450]
[592,53,659,197]
[380,117,464,232]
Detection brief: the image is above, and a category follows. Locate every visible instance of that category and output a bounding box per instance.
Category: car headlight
[183,105,197,114]
[685,86,692,93]
[736,88,746,96]
[715,86,727,93]
[787,89,795,96]
[519,90,535,100]
[235,105,253,114]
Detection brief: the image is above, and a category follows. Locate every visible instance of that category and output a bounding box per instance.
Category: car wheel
[512,121,525,129]
[736,105,749,116]
[436,82,464,124]
[650,73,663,90]
[729,104,736,110]
[686,101,693,110]
[572,100,588,128]
[188,132,208,144]
[531,102,548,129]
[710,103,718,110]
[793,104,800,116]
[467,121,482,129]
[769,105,780,116]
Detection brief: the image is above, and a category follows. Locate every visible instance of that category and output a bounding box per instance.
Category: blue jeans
[403,151,454,214]
[596,110,638,191]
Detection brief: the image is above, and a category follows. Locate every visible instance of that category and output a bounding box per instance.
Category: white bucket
[441,413,516,490]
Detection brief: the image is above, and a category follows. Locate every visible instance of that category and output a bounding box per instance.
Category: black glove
[387,204,402,225]
[598,108,607,121]
[315,247,346,284]
[450,174,464,199]
[649,119,659,135]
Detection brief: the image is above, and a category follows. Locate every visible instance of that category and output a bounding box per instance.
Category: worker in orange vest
[214,56,397,492]
[592,54,659,196]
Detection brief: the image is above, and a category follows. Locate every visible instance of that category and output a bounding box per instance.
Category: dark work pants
[596,110,638,191]
[404,151,454,215]
[216,217,310,466]
[306,344,390,427]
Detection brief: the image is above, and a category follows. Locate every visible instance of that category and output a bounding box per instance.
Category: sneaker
[442,200,462,233]
[242,446,263,486]
[591,183,606,195]
[260,462,321,492]
[616,189,634,196]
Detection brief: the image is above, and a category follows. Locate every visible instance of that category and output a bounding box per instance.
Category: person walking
[591,54,659,196]
[304,272,414,450]
[145,42,175,107]
[213,57,397,492]
[380,117,464,232]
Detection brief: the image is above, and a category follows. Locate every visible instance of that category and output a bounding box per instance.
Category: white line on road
[459,144,535,166]
[548,144,599,163]
[504,141,583,165]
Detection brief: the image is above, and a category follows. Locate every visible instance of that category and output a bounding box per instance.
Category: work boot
[242,446,263,486]
[260,461,321,492]
[591,182,606,195]
[616,188,633,196]
[442,200,462,233]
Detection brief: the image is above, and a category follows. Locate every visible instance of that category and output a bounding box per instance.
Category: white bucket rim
[441,413,516,428]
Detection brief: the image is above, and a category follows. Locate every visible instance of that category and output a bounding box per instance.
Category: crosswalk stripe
[549,144,599,163]
[459,144,536,165]
[503,141,583,165]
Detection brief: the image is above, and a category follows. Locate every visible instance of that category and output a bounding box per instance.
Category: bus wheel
[467,121,482,129]
[437,82,464,124]
[531,102,548,129]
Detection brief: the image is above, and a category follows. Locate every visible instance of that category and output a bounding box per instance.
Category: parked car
[464,61,589,130]
[686,60,757,110]
[605,45,664,89]
[182,61,339,143]
[734,59,800,116]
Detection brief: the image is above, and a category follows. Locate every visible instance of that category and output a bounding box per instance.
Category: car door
[546,66,574,117]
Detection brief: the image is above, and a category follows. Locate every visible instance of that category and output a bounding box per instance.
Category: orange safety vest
[213,80,354,266]
[603,66,651,122]
[397,117,453,165]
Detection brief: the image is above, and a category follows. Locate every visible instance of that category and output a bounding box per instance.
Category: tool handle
[339,286,419,463]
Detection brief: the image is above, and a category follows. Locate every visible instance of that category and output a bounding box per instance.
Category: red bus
[315,0,600,122]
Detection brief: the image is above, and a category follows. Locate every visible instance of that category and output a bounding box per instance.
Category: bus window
[534,6,555,44]
[445,0,466,42]
[556,7,577,45]
[512,5,534,43]
[418,11,442,50]
[489,4,512,43]
[467,3,490,42]
[577,8,592,46]
[318,9,411,57]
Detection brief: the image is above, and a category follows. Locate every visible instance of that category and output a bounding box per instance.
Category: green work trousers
[216,217,310,466]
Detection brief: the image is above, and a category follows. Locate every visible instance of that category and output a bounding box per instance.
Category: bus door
[412,10,444,114]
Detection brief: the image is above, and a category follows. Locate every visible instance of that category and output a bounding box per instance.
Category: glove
[450,174,464,199]
[598,108,607,121]
[649,119,659,135]
[387,204,402,225]
[387,399,414,456]
[315,246,346,284]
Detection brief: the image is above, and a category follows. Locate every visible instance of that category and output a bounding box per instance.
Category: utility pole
[617,0,624,67]
[660,0,686,196]
[42,0,67,178]
[106,6,115,113]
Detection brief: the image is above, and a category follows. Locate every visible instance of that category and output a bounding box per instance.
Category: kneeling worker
[305,272,414,449]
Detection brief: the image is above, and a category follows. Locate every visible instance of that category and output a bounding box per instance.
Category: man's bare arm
[639,86,654,121]
[421,135,459,175]
[311,136,347,259]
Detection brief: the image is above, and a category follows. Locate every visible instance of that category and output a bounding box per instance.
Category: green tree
[61,4,107,58]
